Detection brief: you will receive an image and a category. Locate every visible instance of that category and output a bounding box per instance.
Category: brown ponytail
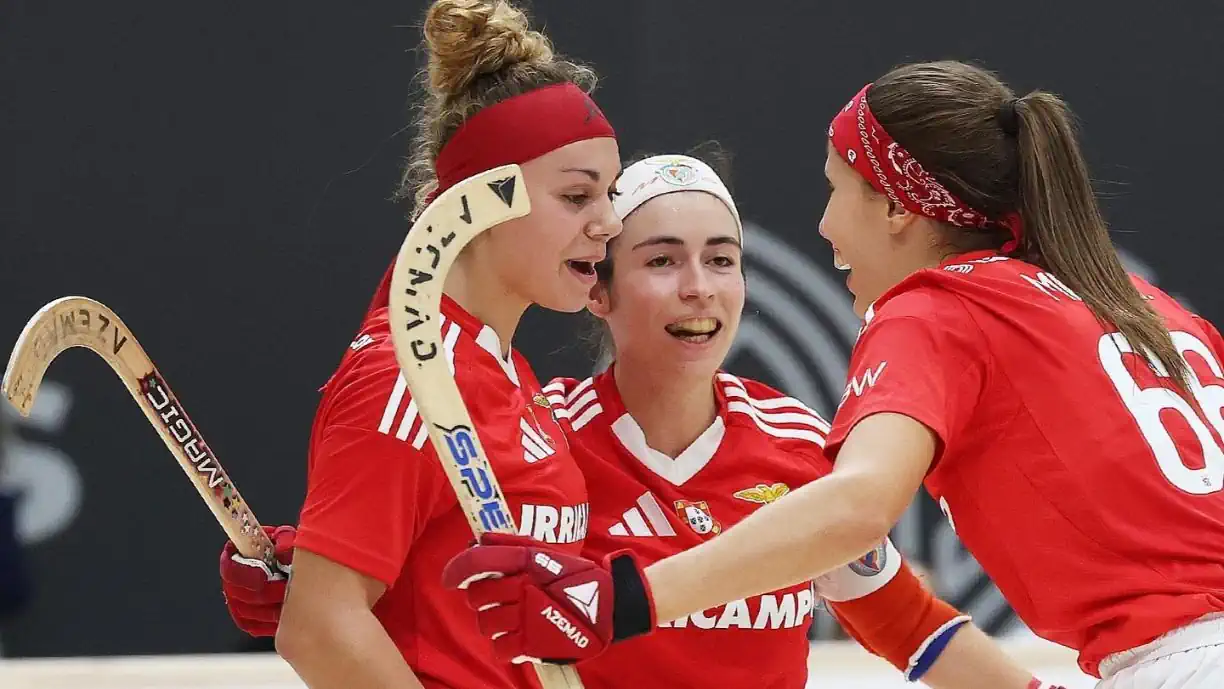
[868,61,1189,388]
[1012,93,1189,386]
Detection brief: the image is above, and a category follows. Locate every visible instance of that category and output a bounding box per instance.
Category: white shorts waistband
[1098,613,1224,680]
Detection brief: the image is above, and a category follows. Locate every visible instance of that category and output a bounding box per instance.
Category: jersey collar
[860,250,1003,326]
[440,294,521,387]
[596,367,728,487]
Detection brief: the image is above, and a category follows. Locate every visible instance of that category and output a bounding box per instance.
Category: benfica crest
[675,499,721,535]
[733,482,790,505]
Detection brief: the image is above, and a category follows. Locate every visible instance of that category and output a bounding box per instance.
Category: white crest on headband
[612,154,743,244]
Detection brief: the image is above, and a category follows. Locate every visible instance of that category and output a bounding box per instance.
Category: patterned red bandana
[828,83,1022,253]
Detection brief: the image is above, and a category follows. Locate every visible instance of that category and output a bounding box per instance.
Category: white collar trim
[474,325,520,387]
[610,412,725,486]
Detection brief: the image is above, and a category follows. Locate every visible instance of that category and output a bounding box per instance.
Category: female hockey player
[250,1,622,687]
[447,60,1224,689]
[224,147,1066,688]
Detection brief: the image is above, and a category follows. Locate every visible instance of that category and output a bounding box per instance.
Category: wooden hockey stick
[387,164,585,688]
[1,297,276,568]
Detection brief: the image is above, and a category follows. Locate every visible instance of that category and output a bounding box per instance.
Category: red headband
[828,84,1022,253]
[363,83,616,317]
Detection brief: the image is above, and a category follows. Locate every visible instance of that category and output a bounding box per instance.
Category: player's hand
[219,525,295,637]
[442,533,655,664]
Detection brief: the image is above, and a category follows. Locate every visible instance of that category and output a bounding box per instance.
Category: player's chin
[535,277,593,314]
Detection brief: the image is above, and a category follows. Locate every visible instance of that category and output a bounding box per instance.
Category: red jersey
[543,370,904,689]
[294,296,587,689]
[826,251,1224,677]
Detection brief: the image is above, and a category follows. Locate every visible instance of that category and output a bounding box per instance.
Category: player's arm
[643,300,980,621]
[276,414,444,689]
[443,300,1016,674]
[824,555,1037,689]
[277,549,423,689]
[646,409,934,622]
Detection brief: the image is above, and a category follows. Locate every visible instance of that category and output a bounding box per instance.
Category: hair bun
[424,0,554,98]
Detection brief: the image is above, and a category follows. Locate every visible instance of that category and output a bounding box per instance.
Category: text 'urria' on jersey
[517,503,589,544]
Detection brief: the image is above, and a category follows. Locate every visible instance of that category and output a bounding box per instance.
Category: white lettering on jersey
[518,504,589,544]
[659,584,816,630]
[349,334,375,351]
[841,361,888,404]
[1020,271,1081,302]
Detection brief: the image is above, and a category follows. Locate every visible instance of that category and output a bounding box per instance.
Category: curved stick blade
[2,296,275,565]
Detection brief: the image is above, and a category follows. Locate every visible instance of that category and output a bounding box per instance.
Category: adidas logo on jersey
[660,584,817,630]
[518,503,589,544]
[520,418,556,464]
[608,492,677,537]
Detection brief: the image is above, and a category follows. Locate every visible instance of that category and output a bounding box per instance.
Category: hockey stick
[2,297,276,568]
[387,164,585,689]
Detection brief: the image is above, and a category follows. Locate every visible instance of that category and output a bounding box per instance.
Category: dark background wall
[2,0,1220,656]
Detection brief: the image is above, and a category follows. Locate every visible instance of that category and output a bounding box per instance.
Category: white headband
[612,154,742,243]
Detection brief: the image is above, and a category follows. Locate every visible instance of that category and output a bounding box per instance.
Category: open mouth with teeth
[833,249,850,272]
[567,260,596,276]
[665,317,722,343]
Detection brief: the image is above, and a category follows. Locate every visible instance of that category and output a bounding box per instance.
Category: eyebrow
[561,167,603,182]
[631,235,742,251]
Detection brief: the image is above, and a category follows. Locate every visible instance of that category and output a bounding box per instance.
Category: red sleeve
[827,561,970,678]
[295,371,448,586]
[1193,315,1224,365]
[825,291,987,467]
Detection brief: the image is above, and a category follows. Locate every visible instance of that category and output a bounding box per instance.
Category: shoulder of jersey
[324,308,468,450]
[866,256,1027,325]
[890,254,1026,296]
[541,375,605,433]
[716,372,831,452]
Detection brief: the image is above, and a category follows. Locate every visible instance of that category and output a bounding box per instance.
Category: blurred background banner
[2,0,1221,657]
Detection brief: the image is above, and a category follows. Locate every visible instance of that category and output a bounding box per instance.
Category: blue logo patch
[849,541,888,577]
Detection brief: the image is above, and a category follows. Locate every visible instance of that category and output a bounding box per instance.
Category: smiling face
[480,137,624,313]
[589,190,745,375]
[820,141,922,317]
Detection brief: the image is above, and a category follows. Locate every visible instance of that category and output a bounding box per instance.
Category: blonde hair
[396,0,598,215]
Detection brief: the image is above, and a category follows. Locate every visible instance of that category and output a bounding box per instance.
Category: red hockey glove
[442,533,655,664]
[219,525,295,637]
